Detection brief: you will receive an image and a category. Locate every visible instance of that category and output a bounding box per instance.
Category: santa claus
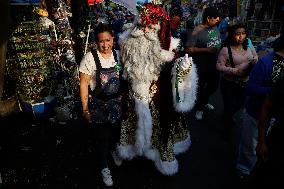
[117,3,198,176]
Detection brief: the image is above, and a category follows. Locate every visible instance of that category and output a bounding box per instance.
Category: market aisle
[0,88,247,189]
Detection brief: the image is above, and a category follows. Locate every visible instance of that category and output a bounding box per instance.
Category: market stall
[3,0,78,123]
[245,0,283,46]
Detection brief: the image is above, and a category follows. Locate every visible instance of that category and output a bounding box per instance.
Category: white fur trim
[144,148,178,176]
[122,23,134,31]
[130,27,145,37]
[158,159,179,176]
[161,49,174,62]
[117,144,137,160]
[169,37,180,52]
[118,29,132,46]
[172,59,198,112]
[174,132,191,155]
[134,98,153,155]
[143,133,191,175]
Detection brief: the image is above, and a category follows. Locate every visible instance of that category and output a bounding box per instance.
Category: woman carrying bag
[216,23,258,140]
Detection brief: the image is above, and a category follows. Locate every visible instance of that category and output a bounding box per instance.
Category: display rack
[6,20,55,104]
[247,20,282,45]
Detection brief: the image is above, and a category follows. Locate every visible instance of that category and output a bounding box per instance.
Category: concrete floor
[0,88,251,188]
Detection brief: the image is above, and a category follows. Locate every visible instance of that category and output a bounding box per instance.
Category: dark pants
[91,122,120,170]
[252,122,284,188]
[195,71,220,111]
[220,78,246,136]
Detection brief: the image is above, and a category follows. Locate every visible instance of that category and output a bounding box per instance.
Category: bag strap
[91,49,123,97]
[227,45,235,68]
[113,49,118,64]
[113,50,127,95]
[113,49,123,79]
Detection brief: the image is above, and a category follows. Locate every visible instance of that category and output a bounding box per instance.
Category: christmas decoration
[6,11,55,104]
[139,3,169,27]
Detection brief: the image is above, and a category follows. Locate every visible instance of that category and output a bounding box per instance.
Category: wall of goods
[247,20,282,45]
[246,0,283,45]
[5,0,79,123]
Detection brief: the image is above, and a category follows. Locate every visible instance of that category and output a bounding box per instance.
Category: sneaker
[204,103,215,111]
[112,151,122,167]
[195,111,203,120]
[101,168,113,187]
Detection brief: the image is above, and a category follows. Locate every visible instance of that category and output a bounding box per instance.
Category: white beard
[121,28,165,86]
[144,31,159,41]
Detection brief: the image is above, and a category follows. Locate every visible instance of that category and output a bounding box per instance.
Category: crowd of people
[74,2,284,188]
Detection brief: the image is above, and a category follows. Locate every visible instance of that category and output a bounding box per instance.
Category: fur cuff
[169,37,180,52]
[172,58,198,112]
[161,49,174,62]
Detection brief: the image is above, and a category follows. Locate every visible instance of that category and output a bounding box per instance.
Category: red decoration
[88,0,103,5]
[95,0,104,3]
[88,0,95,5]
[140,3,169,27]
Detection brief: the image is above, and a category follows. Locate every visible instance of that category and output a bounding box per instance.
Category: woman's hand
[250,58,257,65]
[233,68,245,76]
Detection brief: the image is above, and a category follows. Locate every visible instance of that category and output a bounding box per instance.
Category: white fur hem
[157,159,179,176]
[117,133,191,176]
[117,144,137,160]
[134,97,153,155]
[172,61,198,112]
[174,132,191,155]
[117,144,179,175]
[144,148,178,175]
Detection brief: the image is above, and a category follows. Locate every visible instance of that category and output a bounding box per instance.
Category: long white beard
[121,29,165,85]
[144,31,159,41]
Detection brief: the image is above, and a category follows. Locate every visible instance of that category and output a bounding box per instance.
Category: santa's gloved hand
[179,54,192,71]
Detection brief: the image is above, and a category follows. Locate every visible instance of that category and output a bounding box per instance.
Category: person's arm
[78,52,94,122]
[185,27,217,55]
[186,46,216,54]
[80,72,92,123]
[256,97,272,161]
[80,72,91,112]
[216,47,238,74]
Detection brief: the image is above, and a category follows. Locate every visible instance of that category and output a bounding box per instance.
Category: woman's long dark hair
[223,23,248,50]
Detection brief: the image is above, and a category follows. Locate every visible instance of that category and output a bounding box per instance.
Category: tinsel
[6,20,55,104]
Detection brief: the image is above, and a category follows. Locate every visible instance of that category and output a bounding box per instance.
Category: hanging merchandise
[5,5,57,119]
[50,0,79,123]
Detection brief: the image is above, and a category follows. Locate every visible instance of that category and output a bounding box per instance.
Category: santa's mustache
[144,31,158,41]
